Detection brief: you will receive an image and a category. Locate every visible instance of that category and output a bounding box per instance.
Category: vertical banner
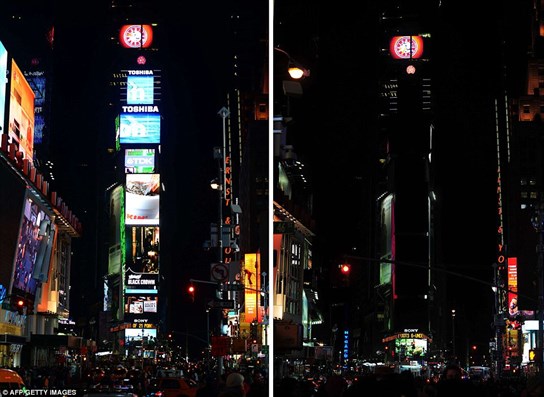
[244,253,260,324]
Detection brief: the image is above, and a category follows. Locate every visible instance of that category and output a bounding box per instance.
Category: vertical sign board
[244,253,260,324]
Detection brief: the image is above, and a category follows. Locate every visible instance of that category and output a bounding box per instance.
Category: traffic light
[15,299,24,314]
[339,263,351,274]
[530,348,543,363]
[188,284,195,303]
[250,321,258,342]
[10,296,28,315]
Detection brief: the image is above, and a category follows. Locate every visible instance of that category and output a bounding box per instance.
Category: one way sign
[207,299,235,309]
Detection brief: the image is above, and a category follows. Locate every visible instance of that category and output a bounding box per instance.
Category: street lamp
[274,47,310,79]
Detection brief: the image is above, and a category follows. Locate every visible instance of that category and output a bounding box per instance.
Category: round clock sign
[120,24,153,49]
[390,35,424,60]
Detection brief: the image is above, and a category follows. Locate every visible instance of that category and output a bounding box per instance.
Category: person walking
[219,372,246,397]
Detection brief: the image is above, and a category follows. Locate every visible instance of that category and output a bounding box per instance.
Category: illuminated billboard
[119,25,154,49]
[11,193,55,301]
[126,75,154,105]
[390,35,424,60]
[0,41,7,136]
[25,71,46,144]
[125,174,160,225]
[125,148,155,173]
[119,113,160,144]
[7,59,35,163]
[125,295,158,314]
[125,226,159,274]
[125,269,159,294]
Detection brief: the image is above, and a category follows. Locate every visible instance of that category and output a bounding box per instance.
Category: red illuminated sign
[120,25,153,49]
[390,36,424,59]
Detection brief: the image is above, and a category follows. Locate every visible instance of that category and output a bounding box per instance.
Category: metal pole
[451,309,456,362]
[216,107,229,377]
[492,263,503,376]
[532,203,544,371]
[538,225,544,372]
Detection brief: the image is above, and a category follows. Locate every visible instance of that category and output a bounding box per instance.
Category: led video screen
[125,295,158,314]
[125,148,155,173]
[119,113,160,144]
[7,59,35,163]
[0,41,7,136]
[26,72,46,144]
[12,194,55,300]
[125,226,159,274]
[126,75,154,105]
[125,174,160,225]
[125,328,157,343]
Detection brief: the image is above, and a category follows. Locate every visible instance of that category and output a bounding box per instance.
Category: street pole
[217,107,229,376]
[532,202,544,372]
[451,309,456,362]
[492,262,504,376]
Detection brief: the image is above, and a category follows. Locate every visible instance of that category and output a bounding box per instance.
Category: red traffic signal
[11,297,27,315]
[339,264,351,274]
[187,284,195,302]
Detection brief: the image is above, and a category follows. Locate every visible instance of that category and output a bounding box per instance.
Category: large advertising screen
[125,268,159,293]
[11,193,55,301]
[125,226,159,274]
[125,149,155,173]
[126,75,154,105]
[119,113,160,144]
[0,41,7,136]
[125,295,158,314]
[8,59,35,163]
[25,71,46,144]
[125,174,160,225]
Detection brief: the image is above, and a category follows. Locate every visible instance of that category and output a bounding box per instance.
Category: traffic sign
[224,283,244,291]
[211,335,230,356]
[208,299,235,309]
[273,221,295,234]
[210,263,229,282]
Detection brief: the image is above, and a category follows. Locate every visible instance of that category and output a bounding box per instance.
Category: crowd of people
[275,363,544,397]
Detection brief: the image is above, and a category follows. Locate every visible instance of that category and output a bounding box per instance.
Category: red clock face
[120,25,153,49]
[390,36,424,60]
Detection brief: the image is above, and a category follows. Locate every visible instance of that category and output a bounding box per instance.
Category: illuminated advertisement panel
[11,193,55,301]
[125,226,159,275]
[8,59,35,163]
[124,295,159,323]
[126,75,154,105]
[125,149,155,173]
[125,174,160,225]
[119,25,154,49]
[379,194,393,285]
[119,113,160,144]
[394,337,428,358]
[125,268,159,294]
[125,327,157,354]
[244,252,261,324]
[390,35,424,60]
[108,185,125,275]
[0,41,7,135]
[25,71,45,144]
[125,295,158,314]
